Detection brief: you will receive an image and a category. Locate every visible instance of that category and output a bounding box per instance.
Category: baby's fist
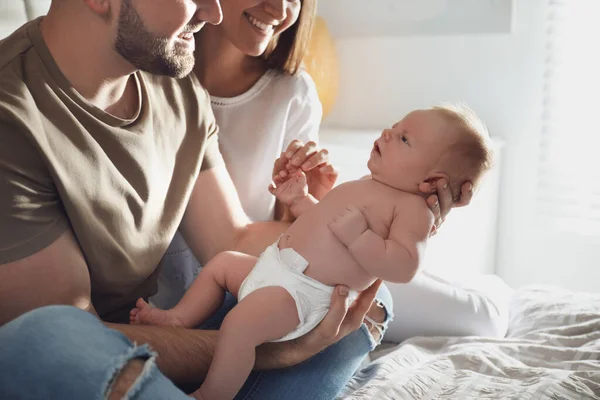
[269,169,308,207]
[328,205,368,246]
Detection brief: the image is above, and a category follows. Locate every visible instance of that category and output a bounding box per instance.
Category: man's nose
[195,0,223,25]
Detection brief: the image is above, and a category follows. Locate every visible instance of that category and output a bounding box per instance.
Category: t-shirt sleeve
[199,90,225,172]
[0,120,69,264]
[283,71,323,149]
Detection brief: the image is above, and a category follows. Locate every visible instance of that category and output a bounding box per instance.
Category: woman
[154,2,396,398]
[153,0,508,399]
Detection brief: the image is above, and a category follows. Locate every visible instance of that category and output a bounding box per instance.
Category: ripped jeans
[0,287,393,400]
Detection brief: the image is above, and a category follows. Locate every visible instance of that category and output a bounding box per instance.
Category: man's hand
[256,279,383,369]
[269,168,308,208]
[419,179,473,236]
[328,205,369,246]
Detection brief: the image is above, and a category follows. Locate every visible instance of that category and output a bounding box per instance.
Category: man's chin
[140,55,195,79]
[164,64,194,79]
[166,54,195,79]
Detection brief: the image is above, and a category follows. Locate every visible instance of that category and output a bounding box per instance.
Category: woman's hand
[272,140,338,202]
[419,179,474,236]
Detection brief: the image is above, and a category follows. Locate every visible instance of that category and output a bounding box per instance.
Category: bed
[339,285,600,399]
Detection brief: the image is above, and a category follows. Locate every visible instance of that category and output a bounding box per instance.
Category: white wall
[319,1,590,291]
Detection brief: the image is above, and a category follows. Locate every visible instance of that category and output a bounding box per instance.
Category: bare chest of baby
[280,178,410,292]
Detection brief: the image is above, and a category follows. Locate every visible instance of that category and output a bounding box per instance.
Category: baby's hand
[269,166,308,207]
[328,205,369,247]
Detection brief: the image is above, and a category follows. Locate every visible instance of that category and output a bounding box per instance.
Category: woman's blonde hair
[261,0,317,75]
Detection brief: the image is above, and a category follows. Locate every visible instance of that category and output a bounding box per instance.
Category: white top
[212,69,322,222]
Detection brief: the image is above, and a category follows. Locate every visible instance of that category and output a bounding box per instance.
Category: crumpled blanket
[339,286,600,400]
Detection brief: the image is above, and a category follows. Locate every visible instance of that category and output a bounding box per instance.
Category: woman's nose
[264,0,287,22]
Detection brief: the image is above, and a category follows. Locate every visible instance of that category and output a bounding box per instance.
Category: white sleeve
[283,71,323,149]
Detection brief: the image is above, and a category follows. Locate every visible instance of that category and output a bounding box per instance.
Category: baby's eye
[401,135,409,144]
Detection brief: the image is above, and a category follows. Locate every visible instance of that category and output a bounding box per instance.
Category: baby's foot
[191,389,205,400]
[130,298,185,327]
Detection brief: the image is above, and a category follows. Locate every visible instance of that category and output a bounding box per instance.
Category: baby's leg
[194,287,300,400]
[131,251,256,328]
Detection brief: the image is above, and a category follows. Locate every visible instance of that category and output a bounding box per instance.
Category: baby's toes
[135,297,149,311]
[130,308,140,324]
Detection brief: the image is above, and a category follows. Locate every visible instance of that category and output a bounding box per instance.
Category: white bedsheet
[339,286,600,399]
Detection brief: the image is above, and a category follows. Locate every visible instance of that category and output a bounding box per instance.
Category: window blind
[537,0,600,235]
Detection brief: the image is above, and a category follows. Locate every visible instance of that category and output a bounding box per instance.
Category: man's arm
[0,229,320,386]
[179,165,290,263]
[329,200,433,283]
[0,230,94,326]
[0,232,382,389]
[0,230,219,385]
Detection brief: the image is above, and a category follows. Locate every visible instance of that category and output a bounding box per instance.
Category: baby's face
[367,110,456,191]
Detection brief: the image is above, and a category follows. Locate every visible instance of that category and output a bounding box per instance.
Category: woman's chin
[238,42,270,58]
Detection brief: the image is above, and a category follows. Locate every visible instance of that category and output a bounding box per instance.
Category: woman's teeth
[246,14,275,34]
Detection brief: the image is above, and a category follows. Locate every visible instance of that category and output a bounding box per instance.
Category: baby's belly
[282,220,375,291]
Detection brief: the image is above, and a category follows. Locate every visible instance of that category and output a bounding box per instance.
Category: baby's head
[368,103,493,201]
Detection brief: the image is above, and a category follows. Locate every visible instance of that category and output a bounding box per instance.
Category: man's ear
[83,0,112,17]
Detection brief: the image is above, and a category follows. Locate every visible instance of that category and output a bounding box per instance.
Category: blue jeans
[0,288,393,400]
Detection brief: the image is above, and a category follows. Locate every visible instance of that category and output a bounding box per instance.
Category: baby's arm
[269,168,318,218]
[329,199,433,283]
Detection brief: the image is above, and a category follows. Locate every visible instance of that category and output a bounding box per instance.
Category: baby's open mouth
[374,142,381,155]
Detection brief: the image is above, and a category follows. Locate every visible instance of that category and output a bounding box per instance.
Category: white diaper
[238,241,358,342]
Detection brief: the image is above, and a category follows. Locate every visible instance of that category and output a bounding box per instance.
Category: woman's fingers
[286,141,318,167]
[300,149,329,171]
[284,140,304,160]
[319,164,337,175]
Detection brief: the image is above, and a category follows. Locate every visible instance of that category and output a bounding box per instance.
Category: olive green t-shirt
[0,19,223,322]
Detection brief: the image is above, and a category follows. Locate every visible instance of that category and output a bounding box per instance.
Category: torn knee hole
[364,299,387,343]
[364,316,385,343]
[106,358,147,400]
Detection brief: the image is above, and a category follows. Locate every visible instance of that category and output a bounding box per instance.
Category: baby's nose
[382,129,391,140]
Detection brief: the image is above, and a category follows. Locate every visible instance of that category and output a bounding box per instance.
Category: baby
[131,104,493,400]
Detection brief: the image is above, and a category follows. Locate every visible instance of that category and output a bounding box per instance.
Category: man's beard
[114,0,195,78]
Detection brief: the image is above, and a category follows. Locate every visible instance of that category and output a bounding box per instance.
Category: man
[0,0,463,398]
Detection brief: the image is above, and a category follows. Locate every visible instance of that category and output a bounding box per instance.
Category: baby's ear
[424,172,450,186]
